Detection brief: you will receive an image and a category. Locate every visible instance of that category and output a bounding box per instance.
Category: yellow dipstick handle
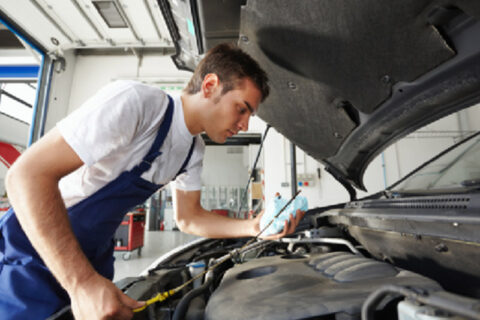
[133,289,176,312]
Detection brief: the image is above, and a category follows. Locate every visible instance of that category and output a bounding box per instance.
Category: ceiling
[0,1,178,148]
[0,0,174,55]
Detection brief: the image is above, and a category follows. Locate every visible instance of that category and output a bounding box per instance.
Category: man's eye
[238,106,247,114]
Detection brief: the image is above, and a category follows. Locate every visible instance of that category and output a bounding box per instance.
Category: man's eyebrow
[244,101,255,115]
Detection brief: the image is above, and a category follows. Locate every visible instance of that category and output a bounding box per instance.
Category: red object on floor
[0,142,21,168]
[114,212,145,253]
[212,209,229,216]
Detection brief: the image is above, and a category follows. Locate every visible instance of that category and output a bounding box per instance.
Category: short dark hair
[184,43,269,102]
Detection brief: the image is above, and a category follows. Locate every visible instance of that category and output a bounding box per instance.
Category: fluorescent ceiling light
[93,1,128,28]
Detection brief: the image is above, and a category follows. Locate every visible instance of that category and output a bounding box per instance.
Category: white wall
[200,144,266,212]
[263,127,350,208]
[44,50,78,132]
[66,54,191,114]
[201,146,248,187]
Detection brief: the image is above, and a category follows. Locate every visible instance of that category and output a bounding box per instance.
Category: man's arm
[5,128,143,319]
[175,189,305,239]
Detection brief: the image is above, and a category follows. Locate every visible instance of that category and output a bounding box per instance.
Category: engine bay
[102,220,478,320]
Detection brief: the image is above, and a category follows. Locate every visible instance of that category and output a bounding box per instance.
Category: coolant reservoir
[187,261,206,288]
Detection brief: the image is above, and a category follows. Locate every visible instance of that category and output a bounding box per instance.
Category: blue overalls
[0,96,196,319]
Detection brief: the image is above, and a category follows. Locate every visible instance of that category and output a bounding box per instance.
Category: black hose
[172,275,214,320]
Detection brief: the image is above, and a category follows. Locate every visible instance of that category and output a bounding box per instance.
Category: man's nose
[238,115,249,132]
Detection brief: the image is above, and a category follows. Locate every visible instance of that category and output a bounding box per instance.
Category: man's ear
[201,73,220,98]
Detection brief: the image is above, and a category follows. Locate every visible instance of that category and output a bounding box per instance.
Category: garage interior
[1,0,480,296]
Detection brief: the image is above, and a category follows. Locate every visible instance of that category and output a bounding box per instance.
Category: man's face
[204,77,262,143]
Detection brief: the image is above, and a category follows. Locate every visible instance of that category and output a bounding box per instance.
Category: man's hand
[70,273,145,320]
[253,209,306,240]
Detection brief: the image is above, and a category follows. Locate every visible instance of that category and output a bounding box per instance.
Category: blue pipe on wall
[0,65,40,78]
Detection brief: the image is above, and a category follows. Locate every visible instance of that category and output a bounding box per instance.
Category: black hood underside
[159,0,480,191]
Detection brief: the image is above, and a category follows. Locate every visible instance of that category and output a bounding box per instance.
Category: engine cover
[205,252,441,319]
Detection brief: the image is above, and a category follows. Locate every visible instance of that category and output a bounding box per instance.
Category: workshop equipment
[114,210,145,260]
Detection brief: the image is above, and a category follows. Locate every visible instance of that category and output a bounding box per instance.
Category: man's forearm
[176,207,257,238]
[6,169,96,293]
[175,189,261,238]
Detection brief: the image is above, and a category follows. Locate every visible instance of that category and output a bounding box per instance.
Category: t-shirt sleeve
[175,136,205,191]
[57,81,165,166]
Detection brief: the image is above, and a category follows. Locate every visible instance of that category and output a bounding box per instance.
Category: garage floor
[113,230,200,282]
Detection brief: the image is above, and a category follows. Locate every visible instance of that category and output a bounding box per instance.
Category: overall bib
[0,96,196,319]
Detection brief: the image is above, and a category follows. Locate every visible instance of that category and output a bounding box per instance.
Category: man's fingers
[296,209,305,224]
[114,293,143,320]
[284,210,304,235]
[275,220,288,238]
[119,291,145,309]
[259,209,306,240]
[284,219,290,234]
[287,214,295,233]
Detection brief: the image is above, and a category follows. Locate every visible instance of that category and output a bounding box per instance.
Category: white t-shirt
[57,80,205,208]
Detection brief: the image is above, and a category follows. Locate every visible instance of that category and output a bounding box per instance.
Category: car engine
[107,223,463,320]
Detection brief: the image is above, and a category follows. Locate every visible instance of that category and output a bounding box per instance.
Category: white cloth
[57,80,204,208]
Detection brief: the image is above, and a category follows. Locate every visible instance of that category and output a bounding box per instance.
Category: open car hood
[158,0,480,191]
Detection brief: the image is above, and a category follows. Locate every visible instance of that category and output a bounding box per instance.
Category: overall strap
[175,137,197,178]
[131,95,174,176]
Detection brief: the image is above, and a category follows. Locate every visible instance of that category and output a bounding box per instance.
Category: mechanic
[0,43,305,319]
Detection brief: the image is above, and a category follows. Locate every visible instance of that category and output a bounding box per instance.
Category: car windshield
[390,133,480,192]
